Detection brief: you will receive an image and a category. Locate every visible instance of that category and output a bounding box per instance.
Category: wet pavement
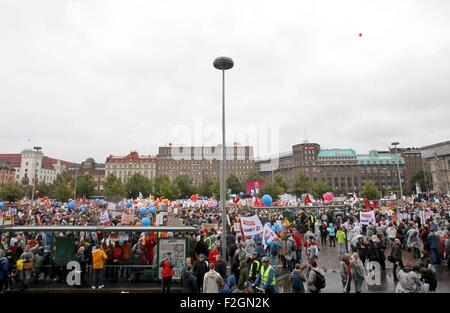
[278,242,450,293]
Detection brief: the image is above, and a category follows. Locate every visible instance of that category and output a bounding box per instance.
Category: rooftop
[318,149,357,158]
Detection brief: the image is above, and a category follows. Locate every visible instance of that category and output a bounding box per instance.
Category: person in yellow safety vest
[254,256,277,293]
[309,213,316,231]
[248,252,261,282]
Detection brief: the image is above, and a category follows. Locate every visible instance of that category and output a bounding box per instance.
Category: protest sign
[263,224,278,248]
[157,238,186,280]
[121,213,134,225]
[167,216,184,227]
[359,210,375,226]
[240,215,263,236]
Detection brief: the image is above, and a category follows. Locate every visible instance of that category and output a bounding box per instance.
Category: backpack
[291,271,303,290]
[313,269,326,290]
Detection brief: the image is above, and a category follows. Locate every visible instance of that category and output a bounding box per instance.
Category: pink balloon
[323,193,334,201]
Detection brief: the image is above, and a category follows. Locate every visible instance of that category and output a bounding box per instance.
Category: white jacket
[203,270,220,293]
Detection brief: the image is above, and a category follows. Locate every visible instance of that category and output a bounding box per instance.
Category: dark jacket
[193,260,209,284]
[195,240,209,257]
[391,243,402,261]
[216,260,227,279]
[0,257,9,280]
[182,271,198,293]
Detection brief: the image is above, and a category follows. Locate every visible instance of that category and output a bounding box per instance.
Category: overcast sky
[1,0,449,163]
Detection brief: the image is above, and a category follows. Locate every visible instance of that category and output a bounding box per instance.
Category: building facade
[420,141,450,194]
[105,151,156,183]
[0,150,70,185]
[156,144,255,186]
[67,158,106,193]
[389,147,423,193]
[0,159,16,185]
[256,142,405,195]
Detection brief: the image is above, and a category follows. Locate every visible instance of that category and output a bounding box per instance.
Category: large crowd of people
[0,194,449,293]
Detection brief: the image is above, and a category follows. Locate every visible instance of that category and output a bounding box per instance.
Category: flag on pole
[303,194,312,205]
[351,193,358,207]
[263,224,278,249]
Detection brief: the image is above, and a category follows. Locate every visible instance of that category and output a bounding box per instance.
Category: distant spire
[302,129,309,144]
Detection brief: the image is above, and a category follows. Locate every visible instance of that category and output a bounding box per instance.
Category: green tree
[153,175,172,197]
[174,175,196,198]
[259,181,284,200]
[362,180,379,200]
[274,173,289,194]
[104,174,126,201]
[76,173,96,198]
[35,182,53,198]
[199,177,215,198]
[211,178,221,198]
[125,173,152,198]
[293,172,312,196]
[51,173,74,201]
[245,170,264,183]
[311,180,332,198]
[0,182,25,202]
[226,174,243,194]
[410,170,431,193]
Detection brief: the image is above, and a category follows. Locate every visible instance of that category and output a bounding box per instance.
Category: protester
[182,265,197,293]
[350,252,366,293]
[289,263,305,293]
[203,262,220,293]
[160,252,174,293]
[339,253,352,293]
[91,243,107,289]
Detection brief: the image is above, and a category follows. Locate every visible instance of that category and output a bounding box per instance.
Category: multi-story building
[105,151,156,183]
[0,159,16,185]
[257,142,405,195]
[0,150,70,185]
[420,140,450,194]
[67,158,106,193]
[389,147,423,193]
[156,144,255,186]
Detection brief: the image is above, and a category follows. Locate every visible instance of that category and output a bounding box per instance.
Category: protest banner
[167,216,184,227]
[263,224,278,248]
[240,215,263,236]
[121,213,134,225]
[157,238,187,280]
[359,210,375,226]
[0,215,14,226]
[201,223,218,231]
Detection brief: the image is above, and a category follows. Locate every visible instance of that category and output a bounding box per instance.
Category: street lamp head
[391,142,399,146]
[213,57,234,70]
[33,146,42,151]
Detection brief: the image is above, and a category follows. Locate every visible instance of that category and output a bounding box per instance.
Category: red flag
[364,198,372,210]
[190,194,197,202]
[373,199,378,208]
[303,194,312,205]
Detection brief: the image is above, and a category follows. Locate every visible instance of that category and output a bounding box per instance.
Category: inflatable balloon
[323,192,334,201]
[126,201,132,208]
[163,199,169,204]
[141,218,150,226]
[0,202,4,209]
[68,201,75,209]
[239,192,244,197]
[262,194,272,207]
[80,205,87,212]
[95,198,101,203]
[149,206,156,214]
[137,202,144,209]
[139,207,147,215]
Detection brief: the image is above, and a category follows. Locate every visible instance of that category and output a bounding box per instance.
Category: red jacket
[161,259,174,278]
[112,246,123,260]
[208,249,219,265]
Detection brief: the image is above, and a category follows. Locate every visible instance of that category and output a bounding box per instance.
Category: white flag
[263,224,278,249]
[240,215,263,237]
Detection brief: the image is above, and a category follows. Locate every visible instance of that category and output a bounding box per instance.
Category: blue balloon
[141,217,150,226]
[239,192,244,197]
[262,194,272,207]
[80,205,87,212]
[0,201,4,209]
[126,201,132,208]
[68,201,75,209]
[139,207,147,215]
[149,206,156,214]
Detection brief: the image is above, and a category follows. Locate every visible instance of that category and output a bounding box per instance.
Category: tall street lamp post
[213,56,234,266]
[31,146,42,202]
[391,142,403,198]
